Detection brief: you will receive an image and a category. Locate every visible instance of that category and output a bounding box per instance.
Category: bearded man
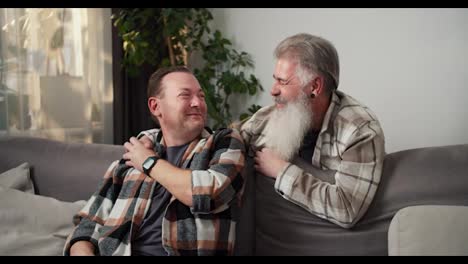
[240,33,385,229]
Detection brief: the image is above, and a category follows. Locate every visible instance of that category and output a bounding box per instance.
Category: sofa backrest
[2,136,467,255]
[251,144,468,255]
[0,136,123,202]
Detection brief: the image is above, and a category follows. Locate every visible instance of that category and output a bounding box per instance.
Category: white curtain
[0,8,113,143]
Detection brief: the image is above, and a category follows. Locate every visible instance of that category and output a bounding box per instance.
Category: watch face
[143,156,159,175]
[143,158,155,171]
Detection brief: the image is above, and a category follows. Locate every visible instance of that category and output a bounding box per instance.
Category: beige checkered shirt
[239,90,385,228]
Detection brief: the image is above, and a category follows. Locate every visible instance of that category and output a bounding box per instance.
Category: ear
[309,76,325,97]
[148,97,161,118]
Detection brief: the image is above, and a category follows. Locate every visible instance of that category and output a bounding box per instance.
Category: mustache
[274,91,310,106]
[274,96,288,105]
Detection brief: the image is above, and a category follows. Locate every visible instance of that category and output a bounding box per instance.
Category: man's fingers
[255,150,262,158]
[123,142,132,151]
[254,155,260,164]
[143,142,152,149]
[140,136,153,149]
[129,137,140,145]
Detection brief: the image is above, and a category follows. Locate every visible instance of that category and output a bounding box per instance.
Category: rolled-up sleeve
[191,129,246,214]
[63,160,123,255]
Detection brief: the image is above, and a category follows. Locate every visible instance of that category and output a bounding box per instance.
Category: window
[0,8,113,143]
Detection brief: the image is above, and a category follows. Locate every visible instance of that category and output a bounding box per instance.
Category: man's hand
[254,148,289,179]
[123,137,158,172]
[138,135,154,150]
[70,241,95,256]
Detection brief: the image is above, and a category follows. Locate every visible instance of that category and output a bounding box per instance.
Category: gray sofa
[1,136,467,255]
[0,136,123,203]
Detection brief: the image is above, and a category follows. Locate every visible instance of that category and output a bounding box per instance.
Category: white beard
[263,94,313,161]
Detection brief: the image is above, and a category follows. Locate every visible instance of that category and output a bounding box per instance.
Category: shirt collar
[318,91,341,135]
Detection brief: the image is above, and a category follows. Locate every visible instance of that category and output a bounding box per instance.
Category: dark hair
[147,66,192,100]
[146,66,192,127]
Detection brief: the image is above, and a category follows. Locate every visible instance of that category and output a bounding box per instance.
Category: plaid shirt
[64,128,245,255]
[239,90,385,228]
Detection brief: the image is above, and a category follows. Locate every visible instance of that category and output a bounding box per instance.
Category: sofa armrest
[388,205,468,255]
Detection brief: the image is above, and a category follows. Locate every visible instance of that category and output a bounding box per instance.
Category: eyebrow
[179,88,204,94]
[273,74,291,83]
[273,74,284,81]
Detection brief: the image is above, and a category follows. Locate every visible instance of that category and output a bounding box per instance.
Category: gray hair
[274,33,340,92]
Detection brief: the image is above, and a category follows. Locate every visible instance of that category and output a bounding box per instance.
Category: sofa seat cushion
[388,205,468,255]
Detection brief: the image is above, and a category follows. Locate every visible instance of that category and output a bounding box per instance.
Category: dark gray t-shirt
[298,130,319,162]
[131,143,189,256]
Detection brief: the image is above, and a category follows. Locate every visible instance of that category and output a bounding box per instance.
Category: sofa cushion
[254,144,468,255]
[0,186,86,255]
[0,162,34,193]
[388,205,468,256]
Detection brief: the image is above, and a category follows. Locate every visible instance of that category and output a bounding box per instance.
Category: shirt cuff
[274,163,302,197]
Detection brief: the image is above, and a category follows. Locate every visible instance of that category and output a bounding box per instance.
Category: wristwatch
[142,156,159,175]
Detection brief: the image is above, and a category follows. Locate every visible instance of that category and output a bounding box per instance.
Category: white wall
[211,8,468,153]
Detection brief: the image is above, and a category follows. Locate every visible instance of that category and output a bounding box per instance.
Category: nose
[271,83,280,97]
[190,95,202,107]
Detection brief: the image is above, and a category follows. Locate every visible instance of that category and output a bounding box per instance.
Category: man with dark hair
[64,66,245,256]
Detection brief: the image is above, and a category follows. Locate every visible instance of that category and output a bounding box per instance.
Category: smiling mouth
[187,113,204,118]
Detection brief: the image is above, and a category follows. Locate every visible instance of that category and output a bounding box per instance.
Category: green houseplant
[113,8,263,129]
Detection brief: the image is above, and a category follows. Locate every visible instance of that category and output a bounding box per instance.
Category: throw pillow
[0,162,35,193]
[388,205,468,256]
[0,186,86,256]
